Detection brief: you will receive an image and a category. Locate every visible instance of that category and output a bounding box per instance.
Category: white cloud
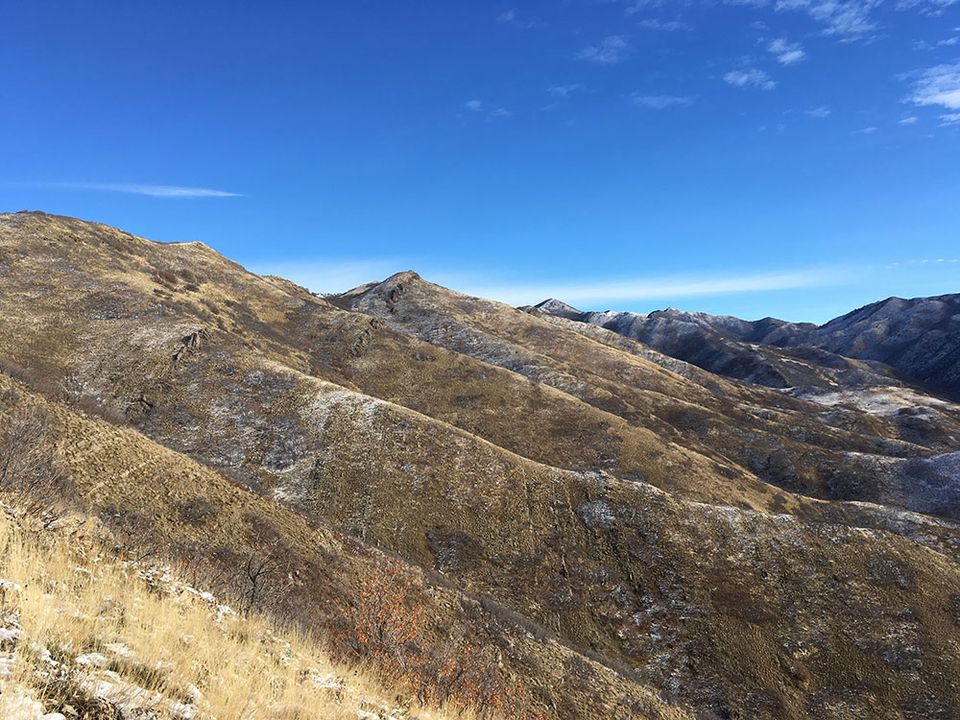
[625,0,667,13]
[768,37,807,64]
[724,68,778,90]
[899,115,919,124]
[464,100,511,119]
[455,267,849,306]
[632,94,695,108]
[941,112,960,125]
[775,0,880,41]
[577,36,632,64]
[806,105,832,118]
[897,0,959,14]
[907,62,960,110]
[853,126,878,134]
[41,182,240,198]
[638,19,692,31]
[547,84,584,98]
[497,10,516,23]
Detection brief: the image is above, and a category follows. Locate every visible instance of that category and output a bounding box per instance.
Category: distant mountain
[3,212,960,719]
[804,295,960,400]
[528,299,897,393]
[531,295,960,401]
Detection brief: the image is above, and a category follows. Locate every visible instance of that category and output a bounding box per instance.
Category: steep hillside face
[2,212,960,719]
[804,295,960,400]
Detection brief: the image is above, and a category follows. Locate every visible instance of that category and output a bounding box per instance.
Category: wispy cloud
[577,36,632,64]
[547,84,584,99]
[632,94,695,109]
[806,105,832,118]
[638,19,692,31]
[897,0,959,15]
[36,182,240,198]
[464,100,512,119]
[915,34,960,49]
[494,8,544,28]
[899,115,919,124]
[853,126,878,134]
[455,267,849,306]
[625,0,669,14]
[724,68,777,90]
[906,61,960,113]
[767,37,807,64]
[775,0,880,41]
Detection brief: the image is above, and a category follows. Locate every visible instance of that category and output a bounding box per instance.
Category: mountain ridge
[3,211,960,719]
[531,293,960,402]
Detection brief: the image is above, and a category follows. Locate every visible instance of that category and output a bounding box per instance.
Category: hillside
[1,211,960,719]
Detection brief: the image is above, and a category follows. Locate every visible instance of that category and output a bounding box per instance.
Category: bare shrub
[342,559,544,718]
[176,497,219,526]
[98,505,163,562]
[237,552,280,616]
[151,269,179,291]
[0,390,73,521]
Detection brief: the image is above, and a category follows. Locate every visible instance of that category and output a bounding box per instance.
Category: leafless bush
[98,506,163,563]
[176,497,219,527]
[0,390,74,522]
[152,269,179,287]
[237,551,280,616]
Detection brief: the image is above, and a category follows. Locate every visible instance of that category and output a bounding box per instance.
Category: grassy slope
[0,376,690,720]
[0,506,478,720]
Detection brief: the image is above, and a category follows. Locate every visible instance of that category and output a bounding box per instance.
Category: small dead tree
[238,551,279,616]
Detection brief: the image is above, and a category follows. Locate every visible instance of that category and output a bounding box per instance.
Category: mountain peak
[533,298,584,319]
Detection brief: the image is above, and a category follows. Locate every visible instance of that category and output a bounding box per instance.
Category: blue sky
[1,1,958,322]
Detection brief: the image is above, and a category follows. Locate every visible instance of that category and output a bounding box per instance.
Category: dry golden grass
[0,507,477,720]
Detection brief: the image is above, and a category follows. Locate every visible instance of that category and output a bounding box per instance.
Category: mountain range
[529,295,960,401]
[1,211,960,719]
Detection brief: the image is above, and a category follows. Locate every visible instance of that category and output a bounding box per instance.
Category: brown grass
[0,508,480,720]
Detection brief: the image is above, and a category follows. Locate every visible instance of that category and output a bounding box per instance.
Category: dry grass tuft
[0,507,477,720]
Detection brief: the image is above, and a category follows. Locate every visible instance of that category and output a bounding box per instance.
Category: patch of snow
[170,702,197,719]
[308,670,344,690]
[577,500,616,529]
[0,579,23,594]
[75,652,109,667]
[102,642,133,658]
[0,686,45,720]
[797,386,954,416]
